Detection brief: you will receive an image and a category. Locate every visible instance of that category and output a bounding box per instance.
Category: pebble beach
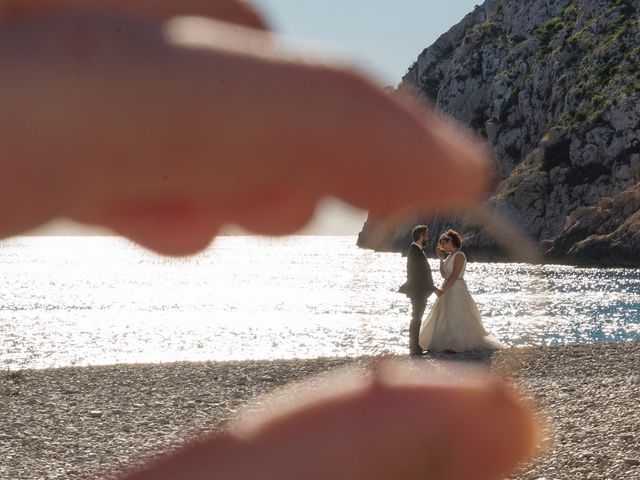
[1,342,639,480]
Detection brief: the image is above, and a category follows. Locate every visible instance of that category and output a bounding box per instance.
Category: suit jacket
[398,243,435,299]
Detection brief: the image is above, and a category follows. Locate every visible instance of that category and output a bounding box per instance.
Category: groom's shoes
[410,348,424,357]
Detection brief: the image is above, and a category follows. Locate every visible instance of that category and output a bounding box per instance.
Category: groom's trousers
[409,295,427,354]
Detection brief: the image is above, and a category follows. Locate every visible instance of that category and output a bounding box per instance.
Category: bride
[419,229,506,353]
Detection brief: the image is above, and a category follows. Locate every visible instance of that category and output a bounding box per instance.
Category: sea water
[1,236,638,369]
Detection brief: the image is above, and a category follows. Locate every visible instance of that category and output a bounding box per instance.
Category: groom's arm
[405,247,415,281]
[408,247,433,295]
[400,247,419,294]
[425,259,435,294]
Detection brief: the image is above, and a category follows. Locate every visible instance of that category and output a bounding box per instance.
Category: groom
[398,225,435,356]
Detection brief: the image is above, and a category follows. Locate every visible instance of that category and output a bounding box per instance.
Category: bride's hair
[444,229,462,248]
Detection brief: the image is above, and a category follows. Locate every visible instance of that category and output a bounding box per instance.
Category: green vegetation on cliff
[363,0,640,265]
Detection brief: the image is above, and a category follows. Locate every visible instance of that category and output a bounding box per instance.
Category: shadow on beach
[422,349,498,366]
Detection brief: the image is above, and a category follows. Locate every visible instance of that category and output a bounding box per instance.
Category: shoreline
[1,342,639,479]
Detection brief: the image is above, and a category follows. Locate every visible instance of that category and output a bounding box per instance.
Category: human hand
[434,288,444,297]
[120,361,538,480]
[0,0,492,255]
[0,2,535,479]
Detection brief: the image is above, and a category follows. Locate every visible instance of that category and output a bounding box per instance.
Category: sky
[36,1,481,236]
[253,0,481,85]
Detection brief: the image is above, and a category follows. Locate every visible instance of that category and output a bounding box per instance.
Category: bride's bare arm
[436,247,446,277]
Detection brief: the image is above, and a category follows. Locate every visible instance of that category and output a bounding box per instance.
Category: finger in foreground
[0,0,268,29]
[120,361,540,480]
[0,14,491,253]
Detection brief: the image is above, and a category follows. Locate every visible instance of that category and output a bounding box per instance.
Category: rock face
[358,0,640,266]
[549,183,640,265]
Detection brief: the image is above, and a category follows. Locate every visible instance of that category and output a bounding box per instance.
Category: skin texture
[0,0,492,254]
[119,362,539,480]
[0,1,540,479]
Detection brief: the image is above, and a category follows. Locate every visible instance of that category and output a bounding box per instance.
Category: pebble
[0,342,639,480]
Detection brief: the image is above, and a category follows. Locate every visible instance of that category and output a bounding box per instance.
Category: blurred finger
[0,0,269,30]
[83,202,223,256]
[81,186,318,256]
[120,361,539,480]
[0,15,490,254]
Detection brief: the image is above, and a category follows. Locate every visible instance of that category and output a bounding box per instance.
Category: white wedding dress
[419,251,506,353]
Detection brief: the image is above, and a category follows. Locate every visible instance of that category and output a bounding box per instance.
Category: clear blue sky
[253,0,481,85]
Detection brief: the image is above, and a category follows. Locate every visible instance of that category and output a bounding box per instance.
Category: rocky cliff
[358,0,640,266]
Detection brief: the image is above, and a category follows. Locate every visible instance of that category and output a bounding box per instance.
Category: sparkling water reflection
[0,236,638,369]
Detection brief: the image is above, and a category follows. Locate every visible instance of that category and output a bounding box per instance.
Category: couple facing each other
[399,225,505,356]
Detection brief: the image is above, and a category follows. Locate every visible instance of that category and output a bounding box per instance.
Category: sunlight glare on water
[0,236,638,369]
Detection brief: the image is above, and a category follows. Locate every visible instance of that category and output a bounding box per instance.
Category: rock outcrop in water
[358,0,640,266]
